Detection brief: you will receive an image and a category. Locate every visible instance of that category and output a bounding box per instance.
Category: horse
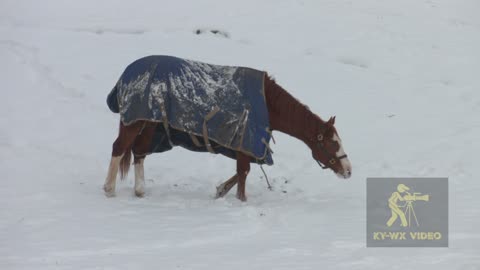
[103,56,352,201]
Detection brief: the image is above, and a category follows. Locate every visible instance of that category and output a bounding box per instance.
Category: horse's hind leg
[215,174,238,199]
[132,122,157,197]
[103,121,145,197]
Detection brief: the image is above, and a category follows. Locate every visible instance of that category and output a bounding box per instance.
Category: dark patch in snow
[304,48,314,56]
[82,74,93,80]
[440,80,452,86]
[195,28,230,38]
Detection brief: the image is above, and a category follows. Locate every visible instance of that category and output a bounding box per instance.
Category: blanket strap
[160,102,173,147]
[261,138,274,154]
[189,133,203,147]
[227,109,248,147]
[202,106,220,153]
[265,127,276,144]
[236,109,249,151]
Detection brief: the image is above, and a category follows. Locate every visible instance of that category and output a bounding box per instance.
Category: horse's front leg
[236,152,250,202]
[215,152,250,201]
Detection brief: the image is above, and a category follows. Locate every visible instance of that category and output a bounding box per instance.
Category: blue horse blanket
[107,55,273,165]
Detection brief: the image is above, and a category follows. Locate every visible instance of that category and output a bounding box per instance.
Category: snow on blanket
[107,55,273,164]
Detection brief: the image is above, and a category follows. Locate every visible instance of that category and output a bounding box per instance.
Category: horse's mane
[264,74,335,141]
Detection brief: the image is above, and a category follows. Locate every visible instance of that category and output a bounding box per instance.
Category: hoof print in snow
[195,28,230,38]
[337,57,369,69]
[72,28,147,35]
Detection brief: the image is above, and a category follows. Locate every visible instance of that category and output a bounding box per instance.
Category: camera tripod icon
[386,184,429,227]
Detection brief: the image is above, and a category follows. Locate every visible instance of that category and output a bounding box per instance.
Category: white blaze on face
[332,133,352,179]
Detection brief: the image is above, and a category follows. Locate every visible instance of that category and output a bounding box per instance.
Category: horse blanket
[107,55,273,165]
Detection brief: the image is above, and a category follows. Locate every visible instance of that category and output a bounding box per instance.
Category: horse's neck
[264,76,319,144]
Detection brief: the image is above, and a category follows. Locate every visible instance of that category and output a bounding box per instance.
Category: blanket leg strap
[189,133,203,147]
[202,106,220,154]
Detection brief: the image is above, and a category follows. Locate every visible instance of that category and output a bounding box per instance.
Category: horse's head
[308,116,352,179]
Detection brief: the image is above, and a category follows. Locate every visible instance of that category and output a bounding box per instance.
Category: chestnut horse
[103,75,352,201]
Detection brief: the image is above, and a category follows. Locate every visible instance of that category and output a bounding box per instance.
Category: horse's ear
[327,116,336,126]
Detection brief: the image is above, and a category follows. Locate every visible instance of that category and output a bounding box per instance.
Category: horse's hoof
[215,188,225,199]
[104,191,116,197]
[103,185,116,197]
[236,193,247,202]
[135,189,145,197]
[215,186,228,199]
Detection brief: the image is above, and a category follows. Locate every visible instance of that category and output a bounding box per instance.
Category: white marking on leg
[333,133,352,178]
[104,155,123,197]
[134,159,145,197]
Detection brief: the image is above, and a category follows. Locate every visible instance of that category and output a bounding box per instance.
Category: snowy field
[1,0,479,269]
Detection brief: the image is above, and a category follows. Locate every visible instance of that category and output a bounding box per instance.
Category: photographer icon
[386,184,430,227]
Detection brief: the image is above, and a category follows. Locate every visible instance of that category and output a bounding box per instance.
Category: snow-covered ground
[1,0,479,269]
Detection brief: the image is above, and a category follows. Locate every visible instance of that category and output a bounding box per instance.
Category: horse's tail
[119,147,132,180]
